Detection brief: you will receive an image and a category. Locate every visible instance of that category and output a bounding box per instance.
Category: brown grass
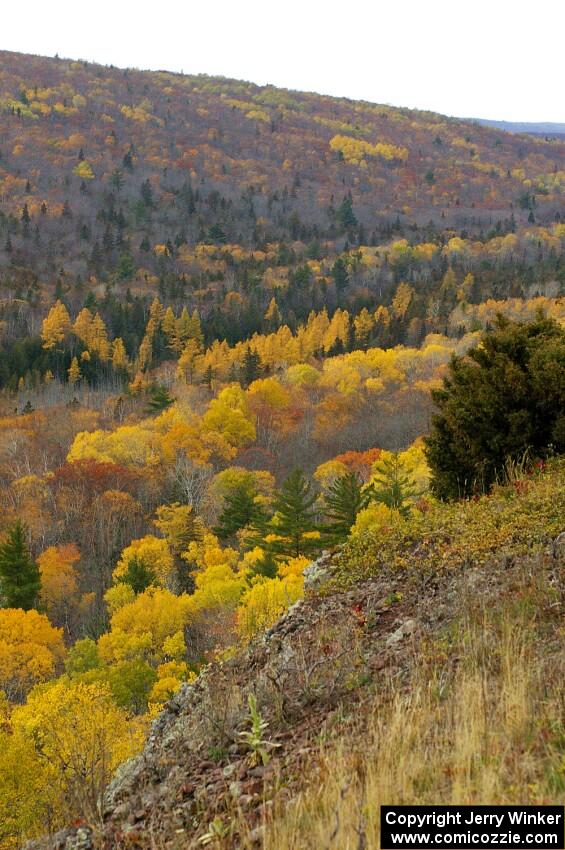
[255,582,565,850]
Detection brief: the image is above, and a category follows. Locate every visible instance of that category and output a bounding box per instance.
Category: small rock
[247,765,269,778]
[386,619,418,647]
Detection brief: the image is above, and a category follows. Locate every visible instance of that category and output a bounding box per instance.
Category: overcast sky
[2,0,563,123]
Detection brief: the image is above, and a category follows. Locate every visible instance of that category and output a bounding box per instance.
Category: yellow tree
[177,339,203,383]
[138,334,153,371]
[11,680,144,826]
[154,503,203,557]
[202,385,256,452]
[98,586,192,666]
[111,337,129,371]
[0,608,65,700]
[89,314,111,360]
[68,356,81,384]
[162,306,178,351]
[37,544,81,628]
[41,301,71,350]
[72,307,94,344]
[353,308,375,348]
[0,728,56,848]
[264,297,282,328]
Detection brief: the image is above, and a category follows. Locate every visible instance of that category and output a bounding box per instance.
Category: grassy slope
[33,462,565,850]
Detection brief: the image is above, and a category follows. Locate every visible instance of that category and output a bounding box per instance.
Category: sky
[2,0,564,123]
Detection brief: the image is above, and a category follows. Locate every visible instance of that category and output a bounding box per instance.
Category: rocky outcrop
[28,537,564,850]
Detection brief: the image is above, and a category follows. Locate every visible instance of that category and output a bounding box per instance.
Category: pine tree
[425,316,565,499]
[214,486,267,540]
[120,556,156,594]
[140,179,154,208]
[146,385,174,414]
[323,472,368,545]
[368,454,416,517]
[336,194,357,229]
[331,257,349,293]
[0,521,40,610]
[250,550,278,579]
[241,347,262,387]
[264,470,320,559]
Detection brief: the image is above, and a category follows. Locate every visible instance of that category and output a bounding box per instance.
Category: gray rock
[303,551,333,590]
[386,619,418,647]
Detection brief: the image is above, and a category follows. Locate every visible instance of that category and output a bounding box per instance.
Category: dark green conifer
[0,520,40,610]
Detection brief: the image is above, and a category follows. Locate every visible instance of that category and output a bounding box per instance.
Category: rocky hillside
[32,460,565,850]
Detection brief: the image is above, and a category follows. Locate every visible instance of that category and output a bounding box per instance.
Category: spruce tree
[121,556,156,594]
[336,194,357,229]
[241,347,262,387]
[368,454,416,517]
[425,315,565,499]
[323,472,368,545]
[214,486,267,540]
[331,257,349,293]
[0,520,40,610]
[265,469,320,559]
[146,385,174,414]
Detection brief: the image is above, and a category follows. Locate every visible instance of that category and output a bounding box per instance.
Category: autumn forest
[0,49,563,849]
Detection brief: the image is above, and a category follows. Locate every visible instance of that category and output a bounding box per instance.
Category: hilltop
[0,49,563,294]
[0,51,564,392]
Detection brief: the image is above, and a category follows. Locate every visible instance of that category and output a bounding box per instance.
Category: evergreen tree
[250,550,278,579]
[241,347,262,387]
[214,486,267,540]
[0,520,40,610]
[140,179,154,208]
[336,194,357,229]
[368,454,416,517]
[425,315,565,499]
[331,257,349,293]
[323,472,368,545]
[146,385,174,414]
[120,556,156,594]
[264,470,320,559]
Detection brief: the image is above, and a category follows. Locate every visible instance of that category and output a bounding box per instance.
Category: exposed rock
[303,551,334,590]
[28,541,563,850]
[386,618,419,647]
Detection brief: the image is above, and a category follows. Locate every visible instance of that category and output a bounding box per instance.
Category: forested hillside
[0,50,564,390]
[0,50,563,850]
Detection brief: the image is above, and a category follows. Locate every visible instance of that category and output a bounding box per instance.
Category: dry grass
[255,585,565,850]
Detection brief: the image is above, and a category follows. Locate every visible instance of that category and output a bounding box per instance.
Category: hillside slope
[1,50,564,293]
[32,461,565,850]
[0,51,564,395]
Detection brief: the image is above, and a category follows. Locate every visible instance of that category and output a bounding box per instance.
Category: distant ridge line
[465,117,565,136]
